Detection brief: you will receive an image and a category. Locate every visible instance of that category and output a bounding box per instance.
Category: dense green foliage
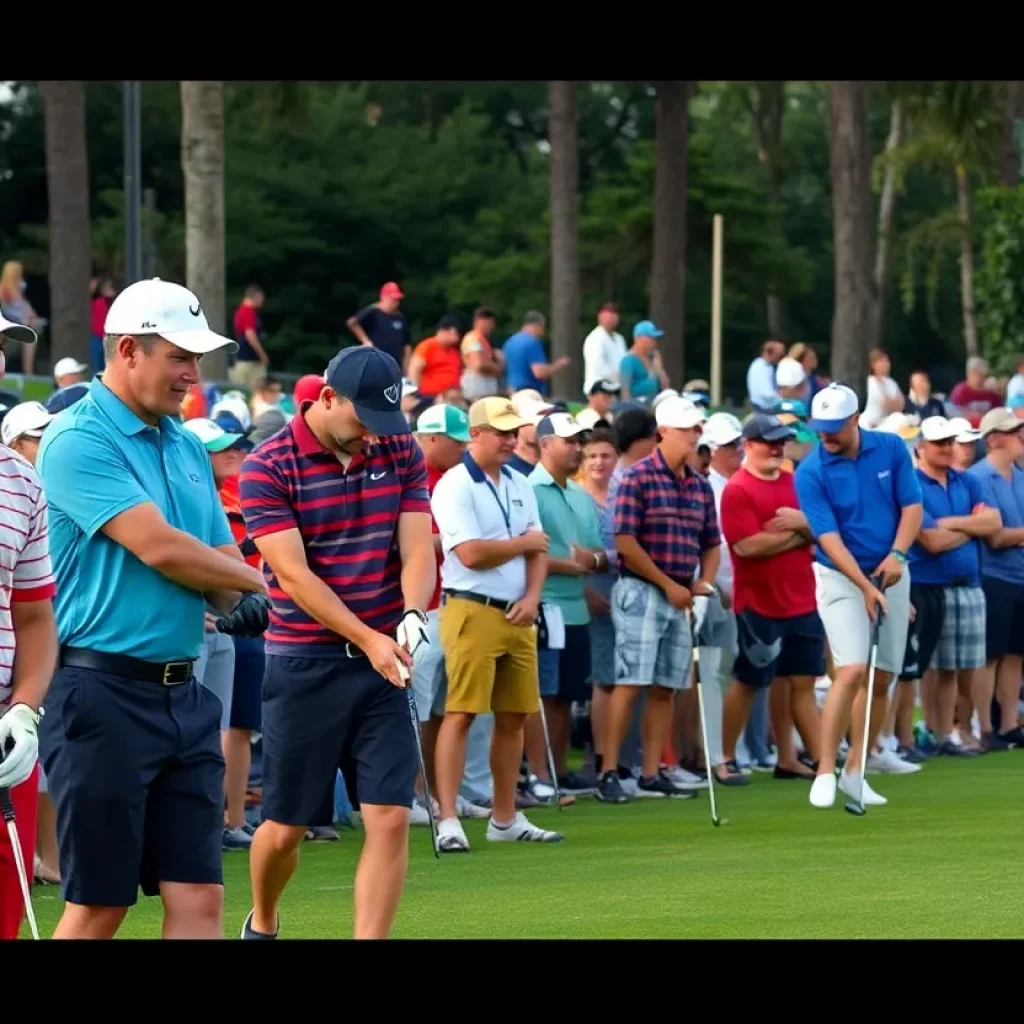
[976,184,1024,372]
[0,81,1011,399]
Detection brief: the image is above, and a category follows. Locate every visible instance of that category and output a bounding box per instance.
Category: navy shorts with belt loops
[260,653,418,827]
[38,662,226,908]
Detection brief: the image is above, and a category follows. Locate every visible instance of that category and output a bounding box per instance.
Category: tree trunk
[828,82,875,404]
[749,82,787,337]
[40,81,92,370]
[181,82,228,381]
[872,98,903,350]
[547,81,581,398]
[650,81,690,387]
[956,163,979,358]
[997,80,1021,187]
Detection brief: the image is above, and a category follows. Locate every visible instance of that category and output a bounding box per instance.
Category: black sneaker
[558,770,598,794]
[240,909,278,940]
[595,771,629,803]
[997,726,1024,748]
[937,738,981,757]
[637,770,694,799]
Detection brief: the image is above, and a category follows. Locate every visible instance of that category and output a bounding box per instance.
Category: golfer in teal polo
[35,278,270,940]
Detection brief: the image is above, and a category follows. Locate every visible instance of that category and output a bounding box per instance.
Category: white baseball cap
[104,278,238,355]
[1,401,53,446]
[699,411,744,448]
[515,397,557,425]
[536,412,589,440]
[775,356,807,388]
[182,417,248,453]
[655,396,706,430]
[947,416,981,443]
[0,312,36,345]
[574,408,609,430]
[919,416,961,442]
[53,356,88,380]
[210,395,252,431]
[808,383,859,433]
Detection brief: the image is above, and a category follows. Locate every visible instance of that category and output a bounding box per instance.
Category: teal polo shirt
[529,463,603,626]
[37,378,234,662]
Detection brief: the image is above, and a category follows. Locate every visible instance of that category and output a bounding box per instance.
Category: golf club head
[843,799,866,817]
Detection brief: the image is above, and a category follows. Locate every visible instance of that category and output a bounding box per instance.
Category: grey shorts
[933,585,986,671]
[194,630,234,732]
[410,610,447,723]
[611,575,692,690]
[588,612,616,686]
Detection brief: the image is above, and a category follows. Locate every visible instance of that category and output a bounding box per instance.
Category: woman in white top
[861,347,905,428]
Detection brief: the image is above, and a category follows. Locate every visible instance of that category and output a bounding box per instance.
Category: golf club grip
[0,786,14,821]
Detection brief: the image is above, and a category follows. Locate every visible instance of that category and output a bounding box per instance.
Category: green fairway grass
[21,753,1024,939]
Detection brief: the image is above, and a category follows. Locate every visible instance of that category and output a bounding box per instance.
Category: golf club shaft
[405,688,439,858]
[536,697,562,810]
[857,581,886,811]
[0,786,39,941]
[694,675,718,823]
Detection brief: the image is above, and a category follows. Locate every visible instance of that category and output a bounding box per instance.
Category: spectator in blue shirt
[502,311,570,396]
[619,320,671,403]
[795,383,923,811]
[746,339,785,411]
[907,416,1000,756]
[967,407,1024,747]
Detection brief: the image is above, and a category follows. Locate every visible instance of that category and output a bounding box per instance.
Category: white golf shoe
[838,769,887,806]
[867,747,922,775]
[809,773,837,808]
[486,812,564,843]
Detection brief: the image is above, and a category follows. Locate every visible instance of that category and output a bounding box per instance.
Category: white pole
[711,214,723,406]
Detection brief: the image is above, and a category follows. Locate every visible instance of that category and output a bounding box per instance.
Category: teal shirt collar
[89,376,184,442]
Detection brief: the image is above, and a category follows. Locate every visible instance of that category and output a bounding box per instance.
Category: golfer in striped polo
[795,383,923,809]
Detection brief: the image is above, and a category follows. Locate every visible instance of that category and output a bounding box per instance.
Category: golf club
[844,576,886,818]
[536,697,563,811]
[0,783,39,940]
[404,687,439,859]
[691,598,728,826]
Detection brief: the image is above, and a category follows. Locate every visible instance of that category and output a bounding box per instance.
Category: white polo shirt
[431,453,543,603]
[707,467,734,598]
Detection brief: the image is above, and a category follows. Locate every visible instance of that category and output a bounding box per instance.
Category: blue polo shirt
[502,331,548,394]
[967,458,1024,584]
[908,467,985,585]
[36,378,234,662]
[794,429,922,573]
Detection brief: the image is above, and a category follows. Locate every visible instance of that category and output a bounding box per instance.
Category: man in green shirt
[526,413,608,795]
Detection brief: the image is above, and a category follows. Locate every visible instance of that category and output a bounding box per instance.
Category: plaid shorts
[932,585,986,671]
[610,575,692,690]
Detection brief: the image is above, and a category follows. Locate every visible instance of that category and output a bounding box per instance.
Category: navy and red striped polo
[239,405,431,656]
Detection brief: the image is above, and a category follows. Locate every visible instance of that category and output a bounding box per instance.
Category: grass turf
[21,752,1024,939]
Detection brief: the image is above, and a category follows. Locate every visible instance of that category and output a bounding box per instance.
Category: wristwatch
[592,552,602,571]
[891,549,907,564]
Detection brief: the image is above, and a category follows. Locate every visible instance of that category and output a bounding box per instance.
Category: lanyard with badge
[483,474,513,536]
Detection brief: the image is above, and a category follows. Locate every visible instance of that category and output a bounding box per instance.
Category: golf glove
[0,703,42,790]
[396,609,430,659]
[691,594,711,640]
[215,593,272,638]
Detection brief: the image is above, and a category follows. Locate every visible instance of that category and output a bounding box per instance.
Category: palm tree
[548,81,581,396]
[181,81,227,380]
[828,81,875,399]
[40,81,92,370]
[650,81,690,386]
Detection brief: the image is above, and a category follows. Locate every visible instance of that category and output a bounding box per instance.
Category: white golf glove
[395,610,429,683]
[0,703,41,790]
[691,594,711,640]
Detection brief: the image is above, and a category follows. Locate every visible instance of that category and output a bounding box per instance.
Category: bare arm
[616,534,675,592]
[10,599,57,713]
[244,328,269,364]
[346,316,374,347]
[732,530,804,558]
[407,355,426,387]
[454,536,530,570]
[917,527,970,555]
[891,503,924,556]
[102,503,266,596]
[818,533,875,593]
[205,543,248,615]
[530,356,570,380]
[547,556,585,577]
[938,507,1001,537]
[523,551,547,605]
[987,525,1024,549]
[399,512,437,612]
[697,543,720,588]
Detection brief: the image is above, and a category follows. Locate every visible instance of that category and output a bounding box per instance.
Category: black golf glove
[215,593,271,638]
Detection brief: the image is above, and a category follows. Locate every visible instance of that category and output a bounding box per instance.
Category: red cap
[380,281,404,299]
[293,373,325,407]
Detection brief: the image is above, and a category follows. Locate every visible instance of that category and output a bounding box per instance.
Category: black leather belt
[59,646,195,687]
[442,589,517,614]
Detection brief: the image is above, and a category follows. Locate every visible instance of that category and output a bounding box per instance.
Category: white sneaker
[664,765,709,791]
[809,773,837,808]
[409,803,431,827]
[435,816,470,853]
[867,748,922,775]
[457,795,490,819]
[486,812,564,844]
[838,770,887,806]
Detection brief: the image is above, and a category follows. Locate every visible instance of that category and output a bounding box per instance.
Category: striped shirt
[0,451,56,714]
[239,406,431,656]
[612,446,720,584]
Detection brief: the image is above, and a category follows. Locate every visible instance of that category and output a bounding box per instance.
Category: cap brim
[922,429,958,442]
[353,403,411,436]
[162,329,239,356]
[0,320,37,345]
[483,411,528,432]
[750,426,796,443]
[204,432,245,453]
[808,416,851,433]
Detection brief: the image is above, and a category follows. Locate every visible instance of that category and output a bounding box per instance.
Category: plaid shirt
[612,447,720,584]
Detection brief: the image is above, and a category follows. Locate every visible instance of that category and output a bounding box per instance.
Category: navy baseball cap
[325,346,409,436]
[743,413,796,443]
[45,382,90,414]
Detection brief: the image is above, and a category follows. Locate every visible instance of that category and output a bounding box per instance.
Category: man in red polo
[239,346,436,940]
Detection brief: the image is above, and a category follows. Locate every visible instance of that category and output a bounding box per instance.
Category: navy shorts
[38,666,225,908]
[538,624,593,702]
[261,653,418,827]
[733,608,826,690]
[230,635,264,732]
[982,576,1024,661]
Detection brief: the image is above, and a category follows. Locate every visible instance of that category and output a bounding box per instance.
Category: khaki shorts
[228,360,266,388]
[440,596,540,715]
